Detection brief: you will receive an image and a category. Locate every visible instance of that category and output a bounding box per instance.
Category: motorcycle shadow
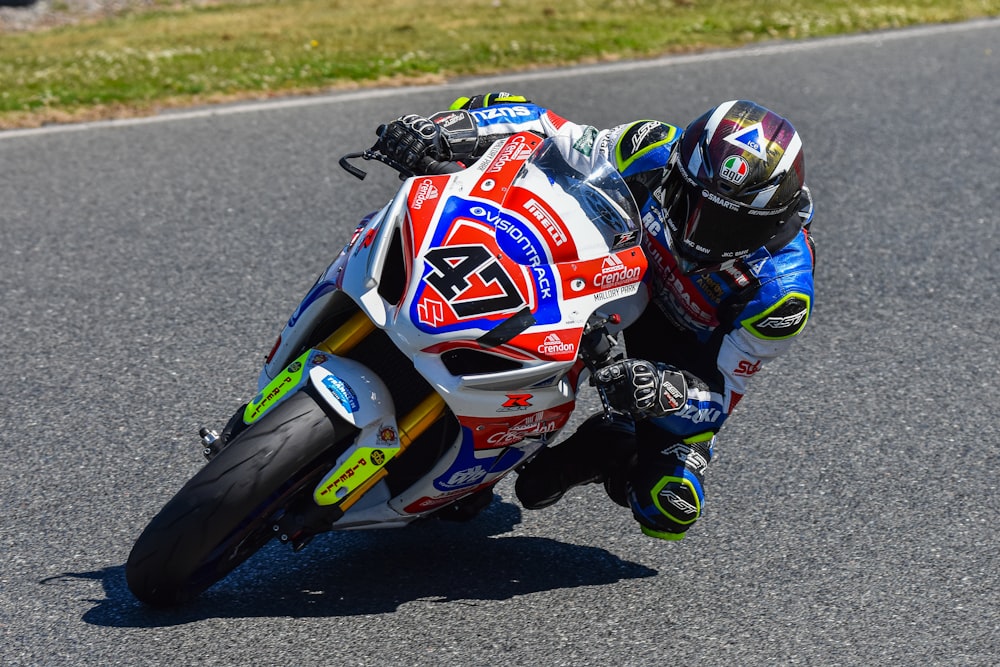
[54,496,657,627]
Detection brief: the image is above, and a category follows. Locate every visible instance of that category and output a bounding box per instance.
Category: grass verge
[1,0,998,128]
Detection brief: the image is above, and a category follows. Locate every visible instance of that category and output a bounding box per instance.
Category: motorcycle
[125,131,650,607]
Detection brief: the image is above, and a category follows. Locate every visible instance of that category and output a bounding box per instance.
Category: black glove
[375,114,447,174]
[592,358,688,419]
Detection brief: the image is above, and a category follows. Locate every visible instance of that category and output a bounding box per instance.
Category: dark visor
[662,167,793,264]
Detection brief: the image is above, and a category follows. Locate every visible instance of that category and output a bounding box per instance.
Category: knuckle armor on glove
[593,358,687,419]
[375,114,446,172]
[627,434,714,540]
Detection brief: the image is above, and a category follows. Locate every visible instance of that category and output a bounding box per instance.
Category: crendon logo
[412,179,439,210]
[720,155,749,184]
[537,333,575,356]
[594,255,641,289]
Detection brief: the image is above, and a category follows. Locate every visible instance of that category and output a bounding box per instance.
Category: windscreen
[508,136,641,252]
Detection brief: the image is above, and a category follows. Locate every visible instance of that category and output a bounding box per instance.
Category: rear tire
[125,389,354,607]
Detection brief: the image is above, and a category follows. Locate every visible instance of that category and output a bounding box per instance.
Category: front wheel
[125,389,355,607]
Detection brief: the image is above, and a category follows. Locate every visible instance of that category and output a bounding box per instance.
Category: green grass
[1,0,998,127]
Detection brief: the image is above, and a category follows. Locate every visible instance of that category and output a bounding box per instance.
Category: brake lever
[338,149,417,181]
[579,312,623,422]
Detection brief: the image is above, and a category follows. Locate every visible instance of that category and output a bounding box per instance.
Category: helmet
[657,100,805,273]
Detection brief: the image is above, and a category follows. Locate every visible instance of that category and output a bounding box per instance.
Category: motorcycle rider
[374,93,815,540]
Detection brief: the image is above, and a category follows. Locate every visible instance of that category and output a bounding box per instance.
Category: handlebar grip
[419,157,464,175]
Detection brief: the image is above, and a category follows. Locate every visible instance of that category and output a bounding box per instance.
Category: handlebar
[339,149,463,181]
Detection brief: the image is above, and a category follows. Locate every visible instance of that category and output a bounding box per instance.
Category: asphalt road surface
[1,19,998,667]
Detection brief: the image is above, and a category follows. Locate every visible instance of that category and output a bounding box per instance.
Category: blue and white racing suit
[428,94,816,536]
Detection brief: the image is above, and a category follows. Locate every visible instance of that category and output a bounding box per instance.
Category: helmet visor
[661,161,793,265]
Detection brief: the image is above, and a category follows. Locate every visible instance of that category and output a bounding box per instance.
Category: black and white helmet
[658,100,806,273]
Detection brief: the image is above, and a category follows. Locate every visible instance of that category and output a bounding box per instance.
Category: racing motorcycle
[125,131,650,607]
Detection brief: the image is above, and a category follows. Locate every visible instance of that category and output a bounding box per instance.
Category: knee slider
[627,433,714,540]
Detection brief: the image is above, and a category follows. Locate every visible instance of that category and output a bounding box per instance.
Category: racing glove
[592,358,688,420]
[375,114,448,174]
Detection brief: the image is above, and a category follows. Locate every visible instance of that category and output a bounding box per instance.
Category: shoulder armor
[741,292,811,340]
[613,121,680,174]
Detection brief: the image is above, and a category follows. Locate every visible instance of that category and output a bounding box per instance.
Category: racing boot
[514,413,636,510]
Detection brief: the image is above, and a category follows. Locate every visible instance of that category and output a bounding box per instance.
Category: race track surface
[1,19,997,666]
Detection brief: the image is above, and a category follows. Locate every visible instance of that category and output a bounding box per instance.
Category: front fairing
[257,134,650,518]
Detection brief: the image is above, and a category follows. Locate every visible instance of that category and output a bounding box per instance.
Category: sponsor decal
[703,188,740,211]
[661,488,699,515]
[314,446,398,503]
[747,257,768,277]
[524,198,566,247]
[471,205,554,300]
[412,178,439,210]
[743,293,810,340]
[416,298,446,327]
[677,403,723,425]
[321,373,360,413]
[696,274,725,300]
[642,209,664,237]
[723,122,769,161]
[352,226,378,257]
[594,254,642,289]
[720,155,749,184]
[378,427,397,443]
[536,333,575,356]
[593,283,639,302]
[611,231,639,250]
[245,358,305,423]
[442,465,489,488]
[486,135,533,174]
[485,414,560,446]
[573,126,599,156]
[471,105,536,123]
[733,359,762,377]
[630,121,659,153]
[318,456,367,496]
[660,443,710,473]
[498,393,533,412]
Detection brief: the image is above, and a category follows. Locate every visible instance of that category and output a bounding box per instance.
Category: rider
[374,93,816,540]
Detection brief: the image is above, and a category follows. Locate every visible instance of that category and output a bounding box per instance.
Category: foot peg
[199,427,222,460]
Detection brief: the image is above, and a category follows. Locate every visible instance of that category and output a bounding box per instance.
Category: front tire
[125,389,354,607]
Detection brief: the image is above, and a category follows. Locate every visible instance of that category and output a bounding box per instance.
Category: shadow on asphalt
[42,497,657,626]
